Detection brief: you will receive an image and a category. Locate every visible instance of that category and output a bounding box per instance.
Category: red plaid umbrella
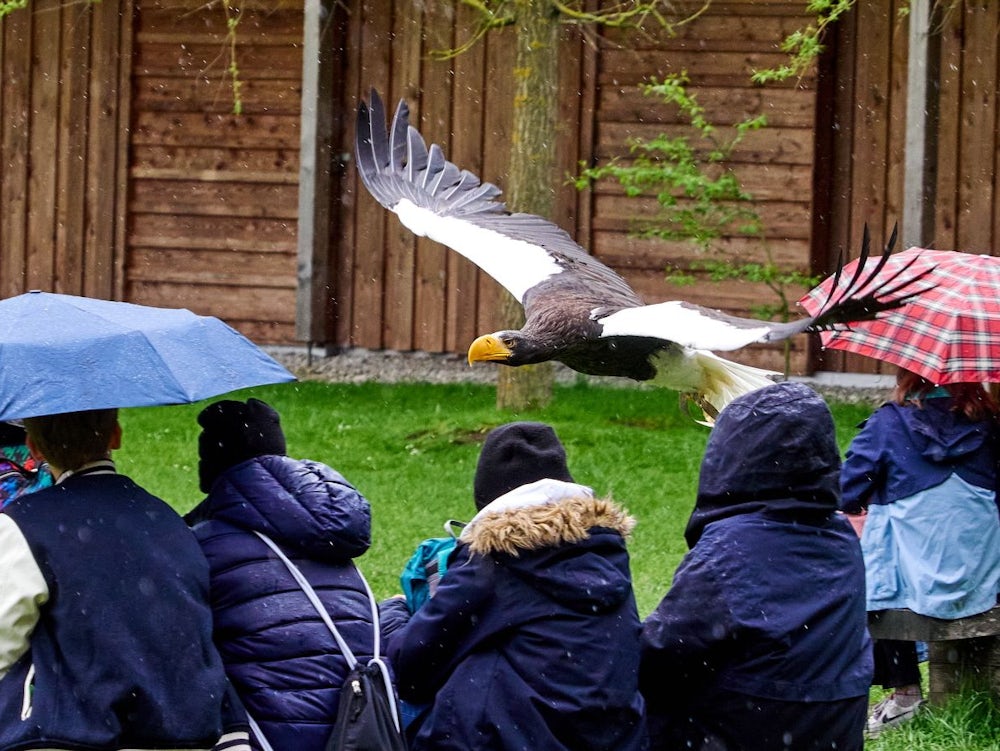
[799,247,1000,384]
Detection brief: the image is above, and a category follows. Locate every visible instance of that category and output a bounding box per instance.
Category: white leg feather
[651,348,778,423]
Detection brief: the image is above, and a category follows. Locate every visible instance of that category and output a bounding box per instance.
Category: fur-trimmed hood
[459,479,637,614]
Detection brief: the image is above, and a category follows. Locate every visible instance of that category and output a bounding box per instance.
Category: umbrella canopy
[0,291,296,421]
[799,247,1000,384]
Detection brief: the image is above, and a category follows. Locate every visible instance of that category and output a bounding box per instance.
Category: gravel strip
[267,346,889,407]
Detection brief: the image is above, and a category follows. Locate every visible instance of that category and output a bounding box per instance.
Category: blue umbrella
[0,291,296,421]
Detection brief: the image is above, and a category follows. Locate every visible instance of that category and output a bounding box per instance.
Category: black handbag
[251,532,407,751]
[328,661,408,751]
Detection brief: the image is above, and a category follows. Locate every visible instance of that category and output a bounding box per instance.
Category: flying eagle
[354,89,923,418]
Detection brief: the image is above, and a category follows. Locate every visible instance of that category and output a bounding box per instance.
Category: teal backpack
[400,520,465,614]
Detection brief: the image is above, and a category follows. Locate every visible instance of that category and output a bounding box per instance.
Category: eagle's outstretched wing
[356,90,928,356]
[355,89,641,309]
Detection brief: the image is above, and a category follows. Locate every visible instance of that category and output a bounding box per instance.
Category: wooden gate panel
[0,0,129,301]
[127,0,303,343]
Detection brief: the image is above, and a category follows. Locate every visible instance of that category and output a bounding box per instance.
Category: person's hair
[23,409,119,471]
[893,368,999,422]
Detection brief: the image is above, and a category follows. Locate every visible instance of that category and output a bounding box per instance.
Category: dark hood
[187,454,371,560]
[686,381,841,548]
[899,397,992,463]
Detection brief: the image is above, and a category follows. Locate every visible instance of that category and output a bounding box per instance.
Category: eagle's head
[467,331,552,366]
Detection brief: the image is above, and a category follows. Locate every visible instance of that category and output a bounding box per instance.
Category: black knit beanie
[197,398,287,492]
[473,421,574,510]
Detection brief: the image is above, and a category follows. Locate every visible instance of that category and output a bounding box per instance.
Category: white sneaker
[866,693,924,737]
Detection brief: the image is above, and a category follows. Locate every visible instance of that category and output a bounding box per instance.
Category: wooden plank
[142,0,302,14]
[602,13,813,51]
[55,2,92,295]
[128,248,295,288]
[813,4,858,374]
[553,23,585,256]
[994,3,1000,255]
[445,1,487,353]
[132,43,303,78]
[883,0,909,241]
[137,7,302,39]
[868,606,1000,642]
[133,75,302,115]
[380,0,424,352]
[27,0,61,292]
[412,2,452,353]
[350,0,393,349]
[131,146,300,175]
[931,5,964,251]
[902,0,939,248]
[621,269,811,312]
[128,213,297,252]
[600,50,815,86]
[600,86,816,129]
[1,8,31,298]
[131,111,300,149]
[592,195,812,240]
[589,161,813,203]
[955,1,997,252]
[842,1,894,375]
[593,235,811,272]
[84,0,123,299]
[129,179,298,218]
[329,0,365,349]
[128,281,297,323]
[597,123,815,165]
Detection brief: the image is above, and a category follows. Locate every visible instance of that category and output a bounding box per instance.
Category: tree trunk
[495,0,560,411]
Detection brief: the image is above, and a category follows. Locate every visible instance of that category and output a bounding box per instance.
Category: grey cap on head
[473,421,574,510]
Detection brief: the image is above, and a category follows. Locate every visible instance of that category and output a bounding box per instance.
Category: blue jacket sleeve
[378,596,411,641]
[840,412,887,513]
[385,544,494,703]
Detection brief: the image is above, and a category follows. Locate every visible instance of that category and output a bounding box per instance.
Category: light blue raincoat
[841,397,1000,618]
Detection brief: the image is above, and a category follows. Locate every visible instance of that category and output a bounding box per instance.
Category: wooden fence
[1,0,997,379]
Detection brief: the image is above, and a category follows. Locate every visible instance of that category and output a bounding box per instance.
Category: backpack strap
[255,531,359,666]
[252,531,401,733]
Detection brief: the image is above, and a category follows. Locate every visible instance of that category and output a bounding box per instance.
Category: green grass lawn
[115,379,873,614]
[112,379,999,748]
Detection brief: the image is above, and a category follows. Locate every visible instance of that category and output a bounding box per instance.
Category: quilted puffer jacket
[187,454,373,751]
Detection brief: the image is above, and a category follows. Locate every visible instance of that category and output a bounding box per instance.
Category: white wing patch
[395,199,563,302]
[597,301,774,352]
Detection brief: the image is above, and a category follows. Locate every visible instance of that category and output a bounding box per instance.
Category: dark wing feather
[760,223,933,341]
[355,89,641,309]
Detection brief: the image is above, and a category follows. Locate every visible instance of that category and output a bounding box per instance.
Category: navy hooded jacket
[382,482,645,751]
[840,397,999,512]
[641,383,872,751]
[188,454,373,751]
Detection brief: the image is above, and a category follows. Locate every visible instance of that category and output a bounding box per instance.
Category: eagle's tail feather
[685,350,778,425]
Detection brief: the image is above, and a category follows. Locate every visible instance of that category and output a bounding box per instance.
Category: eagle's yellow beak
[468,335,511,365]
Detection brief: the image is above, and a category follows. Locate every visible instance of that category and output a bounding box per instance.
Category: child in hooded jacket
[641,382,872,751]
[187,398,376,751]
[380,421,646,751]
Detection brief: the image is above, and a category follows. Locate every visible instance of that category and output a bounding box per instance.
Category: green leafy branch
[574,74,765,252]
[0,0,27,21]
[751,0,856,84]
